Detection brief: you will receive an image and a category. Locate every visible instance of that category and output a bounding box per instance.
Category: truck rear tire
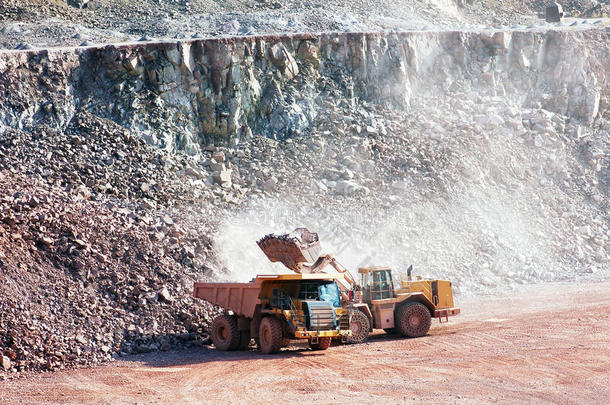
[211,314,240,351]
[259,317,283,354]
[396,302,431,338]
[309,337,332,350]
[346,310,370,344]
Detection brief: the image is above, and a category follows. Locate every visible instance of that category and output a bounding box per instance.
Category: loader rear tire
[259,317,283,354]
[211,314,240,351]
[346,310,370,344]
[309,337,332,350]
[396,302,431,338]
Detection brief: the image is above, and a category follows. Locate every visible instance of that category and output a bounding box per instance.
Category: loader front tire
[396,302,431,338]
[309,337,332,350]
[259,316,283,354]
[346,310,370,344]
[211,314,240,351]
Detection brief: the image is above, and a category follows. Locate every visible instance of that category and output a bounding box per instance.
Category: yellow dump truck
[193,273,352,354]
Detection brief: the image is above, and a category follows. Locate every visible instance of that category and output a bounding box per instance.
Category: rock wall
[0,29,607,153]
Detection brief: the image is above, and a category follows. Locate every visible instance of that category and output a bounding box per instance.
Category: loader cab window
[362,269,395,300]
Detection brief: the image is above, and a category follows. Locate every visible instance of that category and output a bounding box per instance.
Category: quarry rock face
[0,30,607,152]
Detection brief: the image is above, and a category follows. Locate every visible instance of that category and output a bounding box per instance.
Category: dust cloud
[213,91,608,295]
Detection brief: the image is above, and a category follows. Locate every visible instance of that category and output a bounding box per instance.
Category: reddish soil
[2,281,609,404]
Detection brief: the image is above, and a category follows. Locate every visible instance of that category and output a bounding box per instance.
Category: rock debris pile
[0,112,231,373]
[215,91,609,292]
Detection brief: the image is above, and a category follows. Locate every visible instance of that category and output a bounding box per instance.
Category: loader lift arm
[303,254,357,292]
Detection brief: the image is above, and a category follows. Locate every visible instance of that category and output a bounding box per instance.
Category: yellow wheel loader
[258,228,460,344]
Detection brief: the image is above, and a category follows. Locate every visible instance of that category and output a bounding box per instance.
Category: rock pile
[0,111,234,374]
[213,91,609,294]
[0,170,219,373]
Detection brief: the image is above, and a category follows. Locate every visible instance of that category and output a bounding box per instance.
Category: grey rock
[185,166,204,179]
[15,43,35,50]
[158,286,172,302]
[209,160,225,172]
[0,355,11,370]
[212,169,232,185]
[67,0,89,8]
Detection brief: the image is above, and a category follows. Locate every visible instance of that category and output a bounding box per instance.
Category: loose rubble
[5,0,607,50]
[0,112,232,373]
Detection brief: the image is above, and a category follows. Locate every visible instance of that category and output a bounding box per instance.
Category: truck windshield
[318,282,340,307]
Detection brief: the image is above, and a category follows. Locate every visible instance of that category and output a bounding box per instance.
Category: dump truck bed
[193,282,262,318]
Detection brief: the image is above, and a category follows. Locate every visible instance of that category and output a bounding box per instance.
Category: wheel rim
[262,326,270,344]
[409,314,421,328]
[351,320,362,335]
[219,326,227,340]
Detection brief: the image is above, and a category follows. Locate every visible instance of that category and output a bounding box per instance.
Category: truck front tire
[396,302,431,338]
[211,314,240,351]
[259,316,283,354]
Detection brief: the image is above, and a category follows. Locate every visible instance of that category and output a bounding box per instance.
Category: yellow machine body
[194,273,351,342]
[357,267,460,330]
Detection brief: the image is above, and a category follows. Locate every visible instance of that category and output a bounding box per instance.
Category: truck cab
[193,273,352,354]
[258,276,349,339]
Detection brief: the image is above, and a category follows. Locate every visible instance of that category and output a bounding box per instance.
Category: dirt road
[2,281,609,404]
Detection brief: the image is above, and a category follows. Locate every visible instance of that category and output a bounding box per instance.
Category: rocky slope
[0,112,227,373]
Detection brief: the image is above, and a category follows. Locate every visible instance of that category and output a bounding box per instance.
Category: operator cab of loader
[359,266,396,301]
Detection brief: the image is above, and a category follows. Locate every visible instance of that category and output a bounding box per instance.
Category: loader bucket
[257,228,322,271]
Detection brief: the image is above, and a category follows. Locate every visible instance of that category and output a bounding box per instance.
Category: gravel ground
[2,281,609,404]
